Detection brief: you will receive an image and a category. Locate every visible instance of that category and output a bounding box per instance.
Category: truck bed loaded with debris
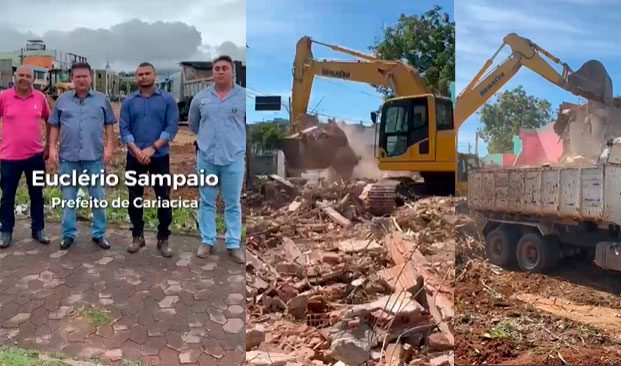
[468,138,621,273]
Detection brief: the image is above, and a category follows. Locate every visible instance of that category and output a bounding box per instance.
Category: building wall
[0,59,12,89]
[23,56,54,69]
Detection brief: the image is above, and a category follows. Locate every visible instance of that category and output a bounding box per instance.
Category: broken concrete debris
[245,177,455,365]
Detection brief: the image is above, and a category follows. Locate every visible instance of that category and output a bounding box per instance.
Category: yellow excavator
[43,68,75,99]
[280,36,458,214]
[454,32,611,195]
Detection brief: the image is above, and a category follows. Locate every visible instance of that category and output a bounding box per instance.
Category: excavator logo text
[480,72,505,97]
[321,69,351,79]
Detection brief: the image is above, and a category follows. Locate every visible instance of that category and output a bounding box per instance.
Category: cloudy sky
[0,0,245,72]
[457,0,621,155]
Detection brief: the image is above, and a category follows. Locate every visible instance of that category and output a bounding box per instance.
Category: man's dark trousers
[0,152,45,234]
[126,152,172,240]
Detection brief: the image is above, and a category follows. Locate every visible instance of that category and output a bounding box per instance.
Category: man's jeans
[60,159,106,239]
[197,153,245,249]
[0,152,45,234]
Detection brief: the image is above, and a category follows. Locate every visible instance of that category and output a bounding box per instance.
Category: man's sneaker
[0,232,12,248]
[128,235,145,253]
[228,248,245,264]
[196,244,212,258]
[157,239,173,258]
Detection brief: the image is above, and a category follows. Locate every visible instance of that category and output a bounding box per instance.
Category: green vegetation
[75,305,111,328]
[479,85,552,154]
[0,347,67,366]
[483,320,517,341]
[370,5,455,97]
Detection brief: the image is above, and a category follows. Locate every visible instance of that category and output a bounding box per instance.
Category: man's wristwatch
[151,143,158,151]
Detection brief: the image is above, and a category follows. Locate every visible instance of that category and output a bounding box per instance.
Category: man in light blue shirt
[189,55,245,263]
[47,62,116,250]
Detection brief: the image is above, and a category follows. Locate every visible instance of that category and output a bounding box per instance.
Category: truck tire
[516,233,559,273]
[485,227,517,268]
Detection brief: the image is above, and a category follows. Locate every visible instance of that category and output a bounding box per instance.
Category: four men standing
[0,56,244,262]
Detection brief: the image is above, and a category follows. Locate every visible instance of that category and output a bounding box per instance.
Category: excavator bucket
[567,60,613,107]
[278,114,360,179]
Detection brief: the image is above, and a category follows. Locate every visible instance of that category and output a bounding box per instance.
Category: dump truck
[159,60,246,121]
[468,138,621,274]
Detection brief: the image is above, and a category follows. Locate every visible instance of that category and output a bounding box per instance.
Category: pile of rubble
[245,176,455,366]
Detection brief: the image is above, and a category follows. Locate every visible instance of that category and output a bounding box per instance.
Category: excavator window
[379,98,429,158]
[436,98,453,131]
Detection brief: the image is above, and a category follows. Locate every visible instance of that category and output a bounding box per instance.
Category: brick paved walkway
[0,219,245,365]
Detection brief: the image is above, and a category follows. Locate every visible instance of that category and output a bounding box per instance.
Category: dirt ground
[455,203,621,365]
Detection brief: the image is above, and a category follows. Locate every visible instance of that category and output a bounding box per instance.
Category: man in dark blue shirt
[119,62,179,257]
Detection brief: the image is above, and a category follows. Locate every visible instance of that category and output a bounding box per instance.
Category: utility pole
[475,131,479,156]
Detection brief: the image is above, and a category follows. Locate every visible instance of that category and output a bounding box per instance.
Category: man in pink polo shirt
[0,64,51,248]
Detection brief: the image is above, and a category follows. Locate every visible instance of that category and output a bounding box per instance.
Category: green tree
[249,123,287,151]
[478,86,552,154]
[369,5,454,97]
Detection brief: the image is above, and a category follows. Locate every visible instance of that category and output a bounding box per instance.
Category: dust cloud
[341,125,383,180]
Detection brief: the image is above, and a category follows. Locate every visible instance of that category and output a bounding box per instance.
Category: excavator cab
[372,94,456,195]
[456,153,479,196]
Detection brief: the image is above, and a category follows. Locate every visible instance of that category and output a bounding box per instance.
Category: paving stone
[176,259,190,267]
[122,339,144,359]
[105,349,123,362]
[201,262,217,271]
[197,279,215,289]
[203,344,225,360]
[179,348,202,364]
[208,309,227,325]
[226,304,245,317]
[95,256,114,265]
[49,250,67,258]
[227,274,244,284]
[159,295,179,308]
[43,278,65,289]
[38,271,54,283]
[160,346,181,366]
[0,221,244,365]
[63,294,83,305]
[226,293,244,305]
[223,318,244,334]
[4,313,30,328]
[194,289,211,300]
[49,306,72,320]
[182,328,205,344]
[164,285,183,295]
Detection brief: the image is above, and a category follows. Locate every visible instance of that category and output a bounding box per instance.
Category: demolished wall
[556,100,621,161]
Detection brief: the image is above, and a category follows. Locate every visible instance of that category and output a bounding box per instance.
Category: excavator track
[367,180,401,216]
[367,177,442,216]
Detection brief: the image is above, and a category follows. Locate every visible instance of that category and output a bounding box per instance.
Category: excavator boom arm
[455,32,603,129]
[291,36,430,131]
